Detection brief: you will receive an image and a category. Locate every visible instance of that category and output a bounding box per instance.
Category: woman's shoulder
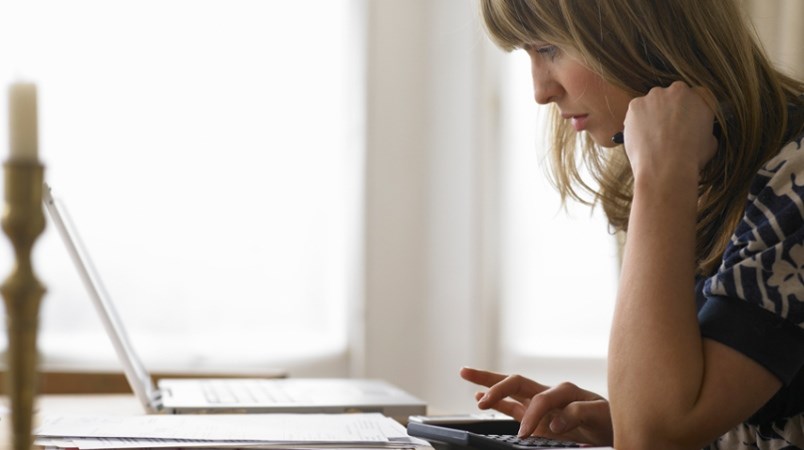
[747,92,804,194]
[751,128,803,201]
[704,123,802,313]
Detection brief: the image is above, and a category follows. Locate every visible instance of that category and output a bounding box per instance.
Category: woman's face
[525,43,633,147]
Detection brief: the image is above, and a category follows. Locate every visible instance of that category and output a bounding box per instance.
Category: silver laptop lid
[43,183,161,412]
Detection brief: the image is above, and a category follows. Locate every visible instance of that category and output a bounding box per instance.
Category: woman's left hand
[623,81,718,183]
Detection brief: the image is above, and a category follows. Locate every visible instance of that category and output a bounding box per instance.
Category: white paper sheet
[34,413,427,449]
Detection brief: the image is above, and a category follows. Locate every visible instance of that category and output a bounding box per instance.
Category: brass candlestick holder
[1,161,45,450]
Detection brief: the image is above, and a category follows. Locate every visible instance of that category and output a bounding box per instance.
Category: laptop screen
[43,184,160,411]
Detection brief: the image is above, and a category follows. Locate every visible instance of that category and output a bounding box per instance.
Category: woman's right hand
[622,81,719,183]
[459,367,613,446]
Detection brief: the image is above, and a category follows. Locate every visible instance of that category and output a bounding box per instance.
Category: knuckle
[669,80,689,90]
[509,373,525,383]
[555,381,579,392]
[647,85,664,95]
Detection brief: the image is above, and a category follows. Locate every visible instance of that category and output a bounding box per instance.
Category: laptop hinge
[150,390,165,413]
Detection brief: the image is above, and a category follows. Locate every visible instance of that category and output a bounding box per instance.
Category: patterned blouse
[698,127,804,450]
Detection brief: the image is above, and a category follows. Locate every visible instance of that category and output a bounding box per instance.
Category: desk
[4,396,611,450]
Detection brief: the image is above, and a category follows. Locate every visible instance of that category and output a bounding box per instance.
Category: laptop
[42,183,426,418]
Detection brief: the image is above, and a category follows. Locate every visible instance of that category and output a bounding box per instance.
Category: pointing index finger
[460,367,509,387]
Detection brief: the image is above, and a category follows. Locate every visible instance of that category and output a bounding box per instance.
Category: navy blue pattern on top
[699,131,804,449]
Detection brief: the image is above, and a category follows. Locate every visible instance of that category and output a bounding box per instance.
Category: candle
[8,82,39,162]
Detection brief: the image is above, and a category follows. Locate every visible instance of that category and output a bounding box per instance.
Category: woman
[461,1,804,449]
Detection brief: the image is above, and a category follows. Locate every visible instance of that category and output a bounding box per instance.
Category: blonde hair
[481,0,804,274]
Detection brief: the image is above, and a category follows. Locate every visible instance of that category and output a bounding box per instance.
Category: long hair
[480,0,804,274]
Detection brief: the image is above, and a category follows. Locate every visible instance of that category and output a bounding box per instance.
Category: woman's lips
[569,114,588,132]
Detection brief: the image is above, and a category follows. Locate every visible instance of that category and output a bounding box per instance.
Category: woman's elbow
[611,409,715,450]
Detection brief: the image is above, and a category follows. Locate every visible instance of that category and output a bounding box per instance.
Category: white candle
[8,82,39,162]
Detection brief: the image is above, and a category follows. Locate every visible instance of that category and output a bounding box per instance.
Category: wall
[359,0,502,413]
[745,0,804,78]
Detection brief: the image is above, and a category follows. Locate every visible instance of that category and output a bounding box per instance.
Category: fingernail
[550,417,566,434]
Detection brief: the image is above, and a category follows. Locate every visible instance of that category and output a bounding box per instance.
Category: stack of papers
[34,413,432,450]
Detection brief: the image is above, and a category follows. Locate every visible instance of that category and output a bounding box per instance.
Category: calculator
[407,417,584,449]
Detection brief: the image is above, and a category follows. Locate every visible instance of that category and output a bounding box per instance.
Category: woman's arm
[608,82,781,450]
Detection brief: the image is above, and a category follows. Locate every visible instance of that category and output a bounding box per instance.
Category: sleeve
[700,132,804,385]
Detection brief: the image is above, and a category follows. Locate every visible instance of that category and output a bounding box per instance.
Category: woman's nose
[531,62,561,105]
[532,73,560,105]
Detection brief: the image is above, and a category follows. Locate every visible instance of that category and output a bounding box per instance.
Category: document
[34,413,431,449]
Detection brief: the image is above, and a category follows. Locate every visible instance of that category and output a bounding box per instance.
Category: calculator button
[487,434,582,448]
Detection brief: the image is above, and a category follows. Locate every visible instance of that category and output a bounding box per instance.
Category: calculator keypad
[486,434,582,448]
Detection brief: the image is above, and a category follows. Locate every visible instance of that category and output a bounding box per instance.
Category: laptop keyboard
[201,380,294,404]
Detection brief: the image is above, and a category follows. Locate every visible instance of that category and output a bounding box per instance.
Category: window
[0,0,361,373]
[497,50,619,392]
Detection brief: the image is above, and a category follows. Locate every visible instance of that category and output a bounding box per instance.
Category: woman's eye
[536,45,558,60]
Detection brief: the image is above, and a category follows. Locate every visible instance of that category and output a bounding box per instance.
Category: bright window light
[0,0,361,371]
